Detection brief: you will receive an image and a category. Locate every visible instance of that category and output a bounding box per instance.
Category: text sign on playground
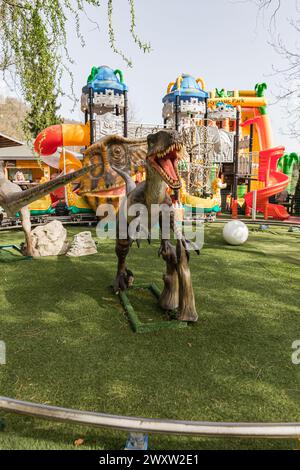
[0,341,6,365]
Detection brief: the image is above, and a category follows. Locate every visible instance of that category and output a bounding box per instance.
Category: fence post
[232,199,238,219]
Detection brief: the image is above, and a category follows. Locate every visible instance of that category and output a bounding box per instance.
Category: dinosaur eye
[148,135,155,145]
[110,144,127,169]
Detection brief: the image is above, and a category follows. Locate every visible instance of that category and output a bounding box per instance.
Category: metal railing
[1,396,300,439]
[238,151,260,177]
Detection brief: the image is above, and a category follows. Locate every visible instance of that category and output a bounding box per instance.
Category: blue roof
[162,74,208,103]
[82,65,128,94]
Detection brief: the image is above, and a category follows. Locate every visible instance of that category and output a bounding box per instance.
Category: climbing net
[179,120,221,196]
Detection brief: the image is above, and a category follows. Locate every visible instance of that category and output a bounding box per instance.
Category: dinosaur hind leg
[114,238,133,293]
[176,239,198,322]
[20,206,33,257]
[158,240,179,311]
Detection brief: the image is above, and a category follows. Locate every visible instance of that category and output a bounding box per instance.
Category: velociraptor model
[0,162,101,256]
[84,130,199,322]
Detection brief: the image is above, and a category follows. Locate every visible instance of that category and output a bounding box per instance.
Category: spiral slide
[244,147,290,220]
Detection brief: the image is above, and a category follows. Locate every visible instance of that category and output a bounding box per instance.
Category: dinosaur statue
[0,162,101,256]
[83,130,199,322]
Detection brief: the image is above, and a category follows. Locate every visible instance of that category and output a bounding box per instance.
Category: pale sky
[4,0,300,152]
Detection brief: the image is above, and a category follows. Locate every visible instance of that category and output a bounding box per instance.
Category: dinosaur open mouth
[151,144,182,189]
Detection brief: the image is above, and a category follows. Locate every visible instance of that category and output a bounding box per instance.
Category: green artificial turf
[0,224,299,450]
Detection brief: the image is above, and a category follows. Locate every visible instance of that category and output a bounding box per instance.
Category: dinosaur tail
[111,166,136,196]
[5,164,100,215]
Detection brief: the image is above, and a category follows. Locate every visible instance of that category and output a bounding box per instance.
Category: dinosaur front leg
[20,207,33,257]
[158,240,179,311]
[176,239,198,322]
[114,238,134,293]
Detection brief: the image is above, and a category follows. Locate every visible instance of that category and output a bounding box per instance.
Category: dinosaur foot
[114,268,134,294]
[159,271,179,311]
[176,239,198,323]
[20,242,33,257]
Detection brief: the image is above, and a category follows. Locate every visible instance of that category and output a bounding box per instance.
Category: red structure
[245,147,289,220]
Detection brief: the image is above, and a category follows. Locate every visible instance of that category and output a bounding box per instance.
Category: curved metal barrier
[1,396,300,439]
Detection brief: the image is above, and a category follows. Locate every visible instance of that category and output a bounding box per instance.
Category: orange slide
[244,147,289,220]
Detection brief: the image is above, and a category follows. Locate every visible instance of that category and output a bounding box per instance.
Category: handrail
[1,396,300,438]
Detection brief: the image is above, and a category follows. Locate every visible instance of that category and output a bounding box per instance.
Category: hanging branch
[128,0,151,53]
[0,0,151,139]
[107,0,133,67]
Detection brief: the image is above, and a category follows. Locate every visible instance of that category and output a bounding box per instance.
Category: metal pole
[252,190,257,220]
[123,90,128,137]
[204,97,208,124]
[88,87,95,145]
[248,123,254,192]
[1,396,300,439]
[175,95,180,132]
[233,107,240,200]
[62,147,68,207]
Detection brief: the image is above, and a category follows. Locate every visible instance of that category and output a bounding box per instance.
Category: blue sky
[4,0,299,151]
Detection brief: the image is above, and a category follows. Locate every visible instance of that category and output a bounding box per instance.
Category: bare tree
[250,1,300,140]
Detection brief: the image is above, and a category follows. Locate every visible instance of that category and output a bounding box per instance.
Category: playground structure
[162,76,291,220]
[31,67,297,221]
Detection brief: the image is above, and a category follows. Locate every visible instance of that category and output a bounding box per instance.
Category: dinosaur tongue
[159,158,178,181]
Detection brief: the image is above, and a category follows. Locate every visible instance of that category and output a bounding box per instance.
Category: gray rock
[67,231,97,257]
[31,220,69,257]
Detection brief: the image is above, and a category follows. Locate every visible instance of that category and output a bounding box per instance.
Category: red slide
[245,147,290,220]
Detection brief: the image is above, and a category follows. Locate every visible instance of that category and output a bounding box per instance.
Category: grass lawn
[0,223,299,450]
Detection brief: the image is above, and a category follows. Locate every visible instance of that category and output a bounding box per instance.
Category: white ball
[223,220,249,246]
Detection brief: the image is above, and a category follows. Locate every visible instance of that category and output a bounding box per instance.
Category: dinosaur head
[146,130,184,190]
[79,131,184,200]
[80,135,147,199]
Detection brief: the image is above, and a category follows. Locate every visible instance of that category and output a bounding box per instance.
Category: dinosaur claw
[182,237,200,255]
[114,268,134,293]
